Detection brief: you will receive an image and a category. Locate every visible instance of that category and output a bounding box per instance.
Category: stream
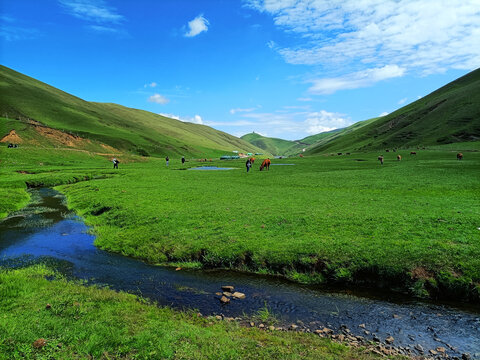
[1,188,479,358]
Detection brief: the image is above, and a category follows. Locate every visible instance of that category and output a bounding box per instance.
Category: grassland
[307,68,480,154]
[0,265,390,360]
[1,143,479,302]
[0,66,264,157]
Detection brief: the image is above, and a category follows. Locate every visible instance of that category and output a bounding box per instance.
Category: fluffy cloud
[59,0,124,23]
[159,113,203,124]
[304,110,349,134]
[246,0,480,75]
[308,65,405,94]
[144,82,157,88]
[225,108,350,139]
[148,94,170,104]
[184,15,209,37]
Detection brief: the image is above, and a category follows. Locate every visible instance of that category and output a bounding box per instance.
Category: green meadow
[2,143,479,301]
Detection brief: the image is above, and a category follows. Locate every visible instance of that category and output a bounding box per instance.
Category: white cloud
[159,113,203,124]
[297,97,312,102]
[230,107,256,114]
[224,107,351,139]
[144,82,157,88]
[304,110,349,134]
[184,14,209,37]
[246,0,480,75]
[148,94,170,105]
[59,0,124,23]
[308,65,405,94]
[398,97,407,105]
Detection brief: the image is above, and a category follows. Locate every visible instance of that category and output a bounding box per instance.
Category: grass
[0,265,390,360]
[1,143,479,302]
[307,68,480,153]
[0,65,265,157]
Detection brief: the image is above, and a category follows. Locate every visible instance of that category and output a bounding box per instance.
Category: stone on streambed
[232,291,245,299]
[221,285,234,292]
[223,292,233,297]
[219,296,230,304]
[385,336,395,344]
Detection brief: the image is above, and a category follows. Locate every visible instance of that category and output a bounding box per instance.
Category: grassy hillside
[307,68,480,154]
[0,65,264,157]
[241,132,299,155]
[241,130,346,156]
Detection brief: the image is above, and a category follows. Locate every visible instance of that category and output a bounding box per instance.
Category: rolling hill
[0,65,265,157]
[306,68,480,154]
[241,129,344,156]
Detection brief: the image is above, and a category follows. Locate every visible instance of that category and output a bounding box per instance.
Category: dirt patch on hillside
[411,266,433,280]
[100,143,118,153]
[1,129,23,144]
[35,126,90,147]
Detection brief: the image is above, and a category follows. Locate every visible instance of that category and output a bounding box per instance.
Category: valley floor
[1,145,479,302]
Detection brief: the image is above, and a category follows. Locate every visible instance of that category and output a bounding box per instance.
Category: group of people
[165,156,185,166]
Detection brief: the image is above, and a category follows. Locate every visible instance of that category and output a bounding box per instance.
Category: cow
[259,158,271,171]
[378,155,384,165]
[457,153,463,160]
[397,155,402,161]
[410,151,417,155]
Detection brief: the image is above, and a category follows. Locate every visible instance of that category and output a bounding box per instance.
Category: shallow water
[1,188,479,358]
[188,166,234,170]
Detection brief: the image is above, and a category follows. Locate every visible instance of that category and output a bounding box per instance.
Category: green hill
[307,68,480,154]
[240,132,299,156]
[0,65,265,157]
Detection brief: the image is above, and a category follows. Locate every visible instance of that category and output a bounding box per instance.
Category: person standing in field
[166,156,169,166]
[112,158,119,169]
[246,158,252,172]
[181,156,185,165]
[378,155,384,165]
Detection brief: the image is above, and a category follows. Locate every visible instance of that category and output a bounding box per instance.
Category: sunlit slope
[240,132,299,155]
[307,68,480,154]
[241,130,348,156]
[0,65,264,157]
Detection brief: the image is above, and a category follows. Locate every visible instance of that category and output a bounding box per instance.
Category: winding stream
[1,188,479,358]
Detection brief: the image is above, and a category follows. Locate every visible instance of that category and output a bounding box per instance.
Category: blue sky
[1,0,479,140]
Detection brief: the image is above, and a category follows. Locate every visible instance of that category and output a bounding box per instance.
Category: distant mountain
[0,65,265,157]
[306,68,480,154]
[240,132,299,156]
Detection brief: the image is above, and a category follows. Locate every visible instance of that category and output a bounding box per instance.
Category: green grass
[307,68,480,154]
[1,265,389,360]
[1,144,479,301]
[0,65,265,157]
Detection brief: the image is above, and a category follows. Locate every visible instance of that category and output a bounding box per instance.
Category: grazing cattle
[337,152,343,156]
[299,154,304,158]
[378,155,384,165]
[457,153,463,160]
[410,151,417,155]
[385,149,390,153]
[397,155,402,161]
[259,158,271,171]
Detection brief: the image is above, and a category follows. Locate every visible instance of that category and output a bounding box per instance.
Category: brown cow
[397,155,402,161]
[457,153,463,160]
[259,158,271,171]
[410,151,417,155]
